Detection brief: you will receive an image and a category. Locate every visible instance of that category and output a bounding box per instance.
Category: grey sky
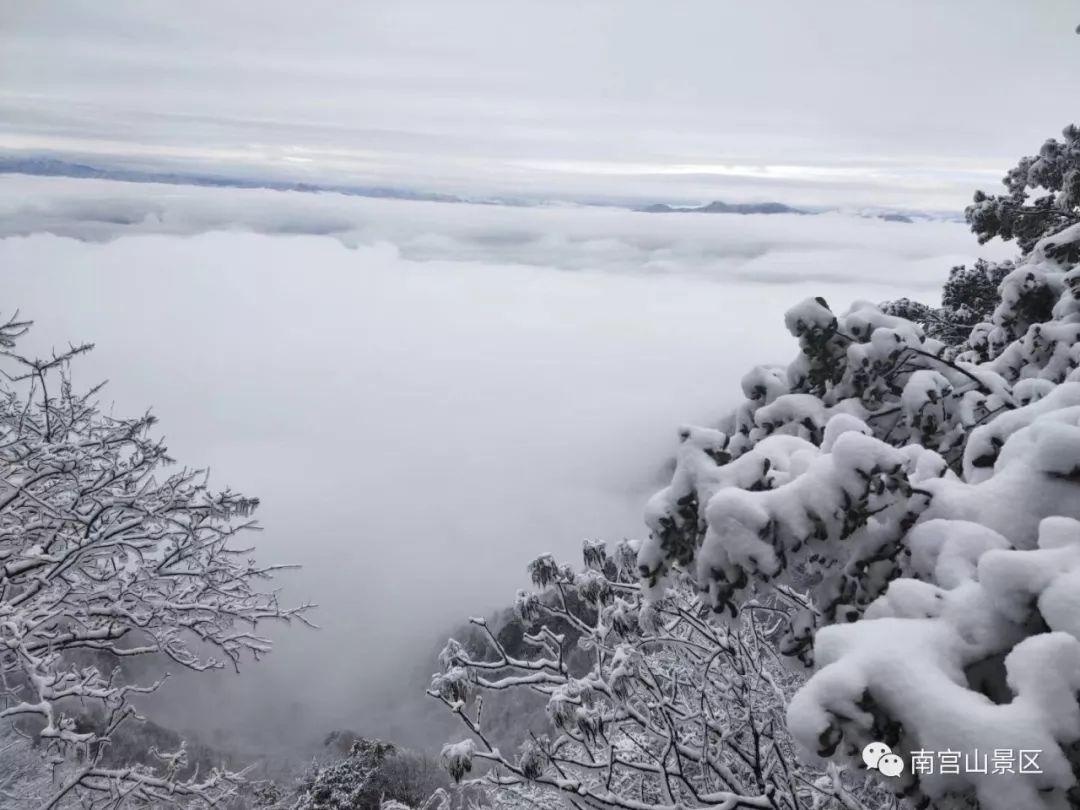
[2,1,1079,208]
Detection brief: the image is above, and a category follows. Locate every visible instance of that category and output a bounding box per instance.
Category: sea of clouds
[0,176,1013,753]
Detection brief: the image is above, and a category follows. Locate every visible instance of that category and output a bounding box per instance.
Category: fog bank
[0,178,1012,752]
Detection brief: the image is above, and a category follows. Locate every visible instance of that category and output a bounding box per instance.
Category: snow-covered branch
[634,208,1080,808]
[431,542,893,810]
[0,319,312,807]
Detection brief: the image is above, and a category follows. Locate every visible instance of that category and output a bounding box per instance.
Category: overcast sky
[2,1,1079,208]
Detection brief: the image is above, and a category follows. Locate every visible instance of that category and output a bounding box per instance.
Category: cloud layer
[2,178,1013,751]
[1,176,1013,290]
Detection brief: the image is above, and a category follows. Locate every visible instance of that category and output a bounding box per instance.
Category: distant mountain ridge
[640,200,807,215]
[639,196,928,222]
[0,156,466,205]
[1,155,938,223]
[639,199,918,223]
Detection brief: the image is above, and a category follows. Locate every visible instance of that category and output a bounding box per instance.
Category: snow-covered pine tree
[0,322,311,808]
[967,124,1080,253]
[433,124,1080,810]
[286,739,452,810]
[882,258,1014,351]
[634,128,1080,809]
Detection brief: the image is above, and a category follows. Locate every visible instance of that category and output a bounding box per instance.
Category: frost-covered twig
[0,322,311,807]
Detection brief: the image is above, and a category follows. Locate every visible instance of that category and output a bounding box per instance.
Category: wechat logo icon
[863,742,905,778]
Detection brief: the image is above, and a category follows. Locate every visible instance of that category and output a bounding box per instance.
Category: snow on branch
[631,203,1080,808]
[0,317,312,808]
[430,541,895,810]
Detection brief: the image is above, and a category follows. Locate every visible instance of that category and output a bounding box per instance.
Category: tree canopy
[967,125,1080,253]
[0,321,310,808]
